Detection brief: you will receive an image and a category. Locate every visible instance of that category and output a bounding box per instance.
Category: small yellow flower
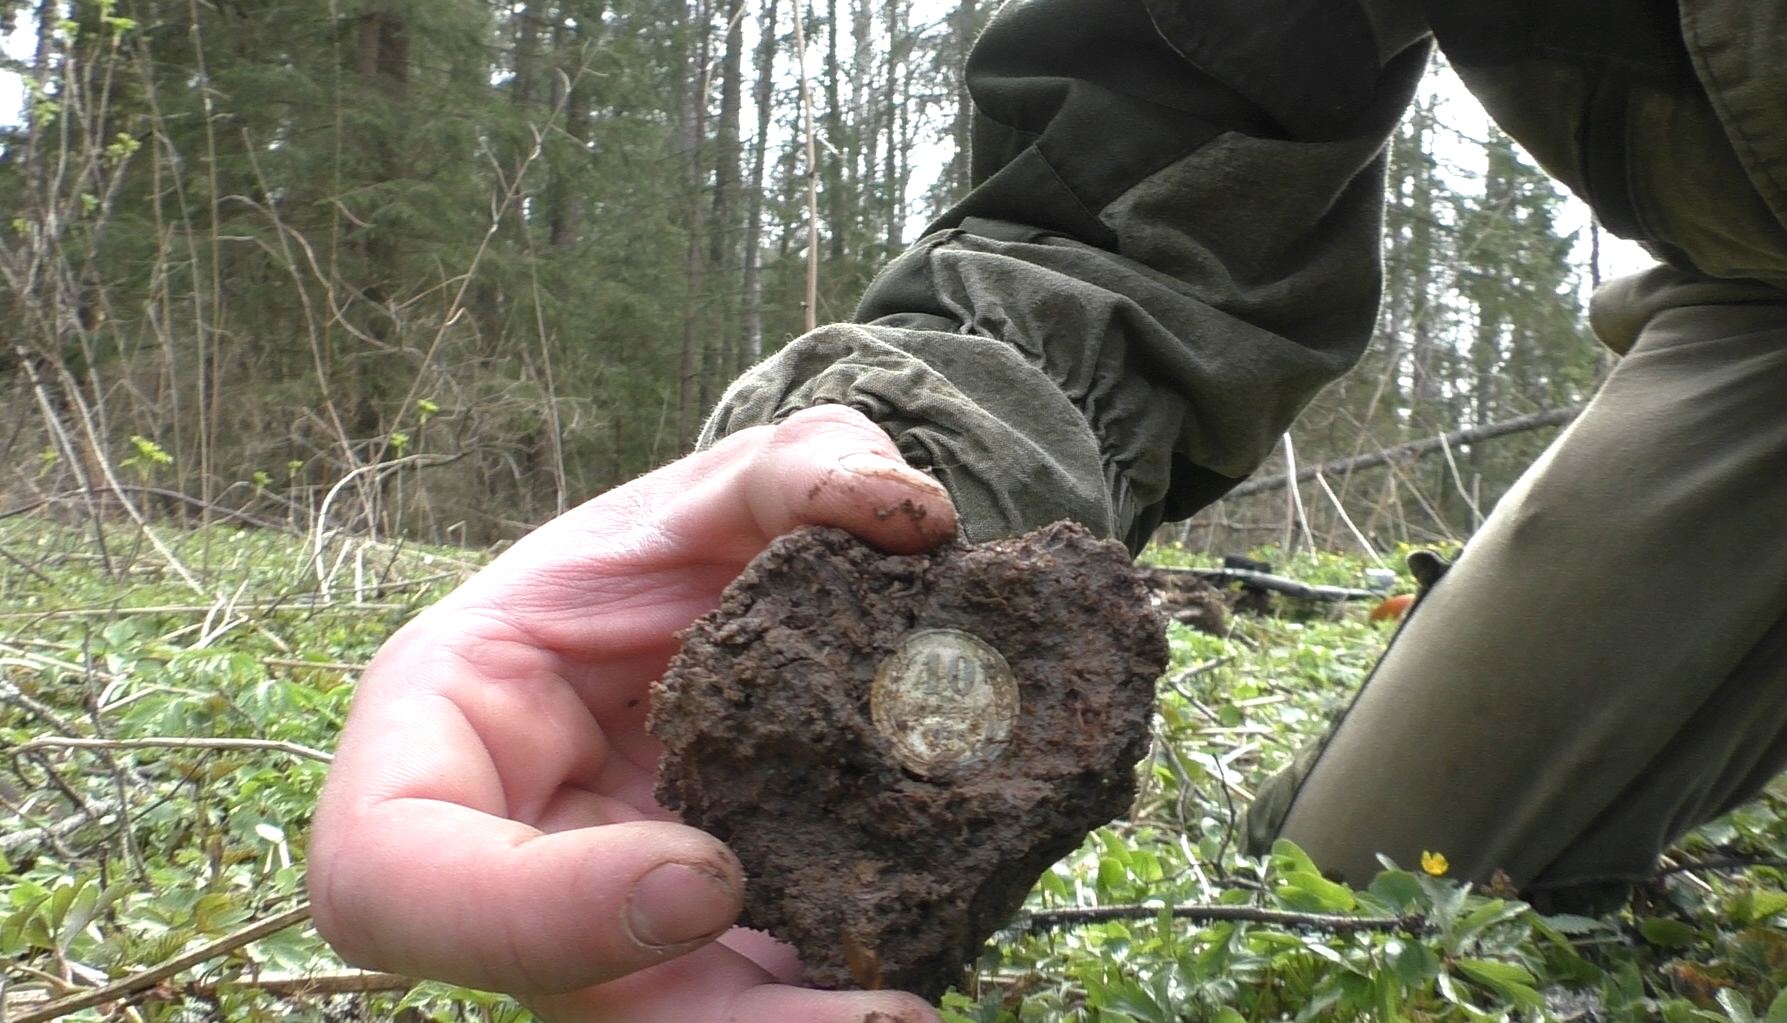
[1421,850,1449,876]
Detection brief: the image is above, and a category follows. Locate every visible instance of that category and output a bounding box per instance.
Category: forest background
[0,0,1634,551]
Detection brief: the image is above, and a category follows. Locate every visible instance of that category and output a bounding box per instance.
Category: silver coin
[871,629,1018,779]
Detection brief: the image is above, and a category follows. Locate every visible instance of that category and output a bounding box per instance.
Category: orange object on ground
[1369,593,1415,623]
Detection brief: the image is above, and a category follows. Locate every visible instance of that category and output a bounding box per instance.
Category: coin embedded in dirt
[871,628,1018,779]
[650,521,1168,1002]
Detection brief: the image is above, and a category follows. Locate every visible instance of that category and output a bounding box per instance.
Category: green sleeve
[702,0,1430,553]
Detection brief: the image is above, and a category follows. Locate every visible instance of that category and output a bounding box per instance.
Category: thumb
[725,404,960,555]
[311,806,746,995]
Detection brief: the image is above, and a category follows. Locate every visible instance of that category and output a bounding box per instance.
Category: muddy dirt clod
[650,521,1169,1001]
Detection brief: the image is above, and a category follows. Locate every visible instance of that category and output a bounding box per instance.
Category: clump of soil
[651,521,1169,1002]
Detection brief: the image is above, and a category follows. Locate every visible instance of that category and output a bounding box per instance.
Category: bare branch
[9,903,315,1023]
[1022,903,1429,935]
[1654,856,1787,877]
[10,736,333,764]
[1223,406,1582,502]
[1141,566,1380,603]
[0,798,122,855]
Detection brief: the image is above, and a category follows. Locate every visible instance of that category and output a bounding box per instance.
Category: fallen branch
[182,970,413,998]
[0,798,122,854]
[11,903,314,1023]
[1223,406,1582,502]
[0,601,414,619]
[1023,903,1427,935]
[1654,856,1787,877]
[2,970,415,1017]
[10,736,334,764]
[261,656,367,673]
[1143,565,1379,602]
[0,540,57,587]
[0,498,52,520]
[44,484,287,531]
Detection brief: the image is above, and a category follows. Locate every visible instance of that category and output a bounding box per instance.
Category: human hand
[306,405,956,1022]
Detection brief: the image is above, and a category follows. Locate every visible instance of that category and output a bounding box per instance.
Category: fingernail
[625,862,740,950]
[838,452,944,493]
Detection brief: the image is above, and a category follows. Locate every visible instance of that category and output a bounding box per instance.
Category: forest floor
[2,516,1785,1022]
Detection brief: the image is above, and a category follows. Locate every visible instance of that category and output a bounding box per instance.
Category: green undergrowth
[2,520,1784,1021]
[938,544,1787,1023]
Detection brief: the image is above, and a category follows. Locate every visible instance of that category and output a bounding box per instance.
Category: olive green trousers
[1246,266,1787,901]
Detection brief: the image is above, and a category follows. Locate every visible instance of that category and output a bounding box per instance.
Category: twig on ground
[0,499,52,520]
[0,539,58,587]
[261,657,367,673]
[0,601,414,619]
[181,970,413,997]
[79,663,150,882]
[9,735,334,763]
[9,903,314,1023]
[1143,566,1378,602]
[1151,728,1200,836]
[1023,904,1427,935]
[42,485,285,531]
[1168,656,1235,689]
[0,798,123,855]
[1654,856,1787,877]
[1312,470,1387,569]
[1280,433,1315,554]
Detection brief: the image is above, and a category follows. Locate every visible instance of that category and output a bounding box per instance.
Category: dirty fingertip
[853,495,955,554]
[837,451,946,497]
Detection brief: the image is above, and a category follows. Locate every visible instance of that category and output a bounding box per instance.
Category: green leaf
[1731,888,1787,925]
[1394,941,1441,987]
[1448,898,1528,948]
[1368,870,1427,912]
[1538,912,1609,934]
[1275,870,1357,913]
[1660,1000,1729,1023]
[1419,873,1471,932]
[1717,988,1758,1023]
[1602,959,1648,1011]
[1270,838,1322,877]
[1374,971,1401,1022]
[1454,958,1534,987]
[1639,917,1699,949]
[1765,986,1787,1023]
[1455,958,1543,1011]
[935,991,981,1023]
[56,881,101,951]
[21,911,52,951]
[1096,856,1128,896]
[1191,924,1235,979]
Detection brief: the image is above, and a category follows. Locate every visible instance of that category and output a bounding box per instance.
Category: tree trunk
[853,0,878,237]
[542,4,600,250]
[741,0,780,369]
[704,0,746,401]
[942,0,977,200]
[823,0,846,261]
[882,0,906,250]
[676,0,715,453]
[511,0,546,109]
